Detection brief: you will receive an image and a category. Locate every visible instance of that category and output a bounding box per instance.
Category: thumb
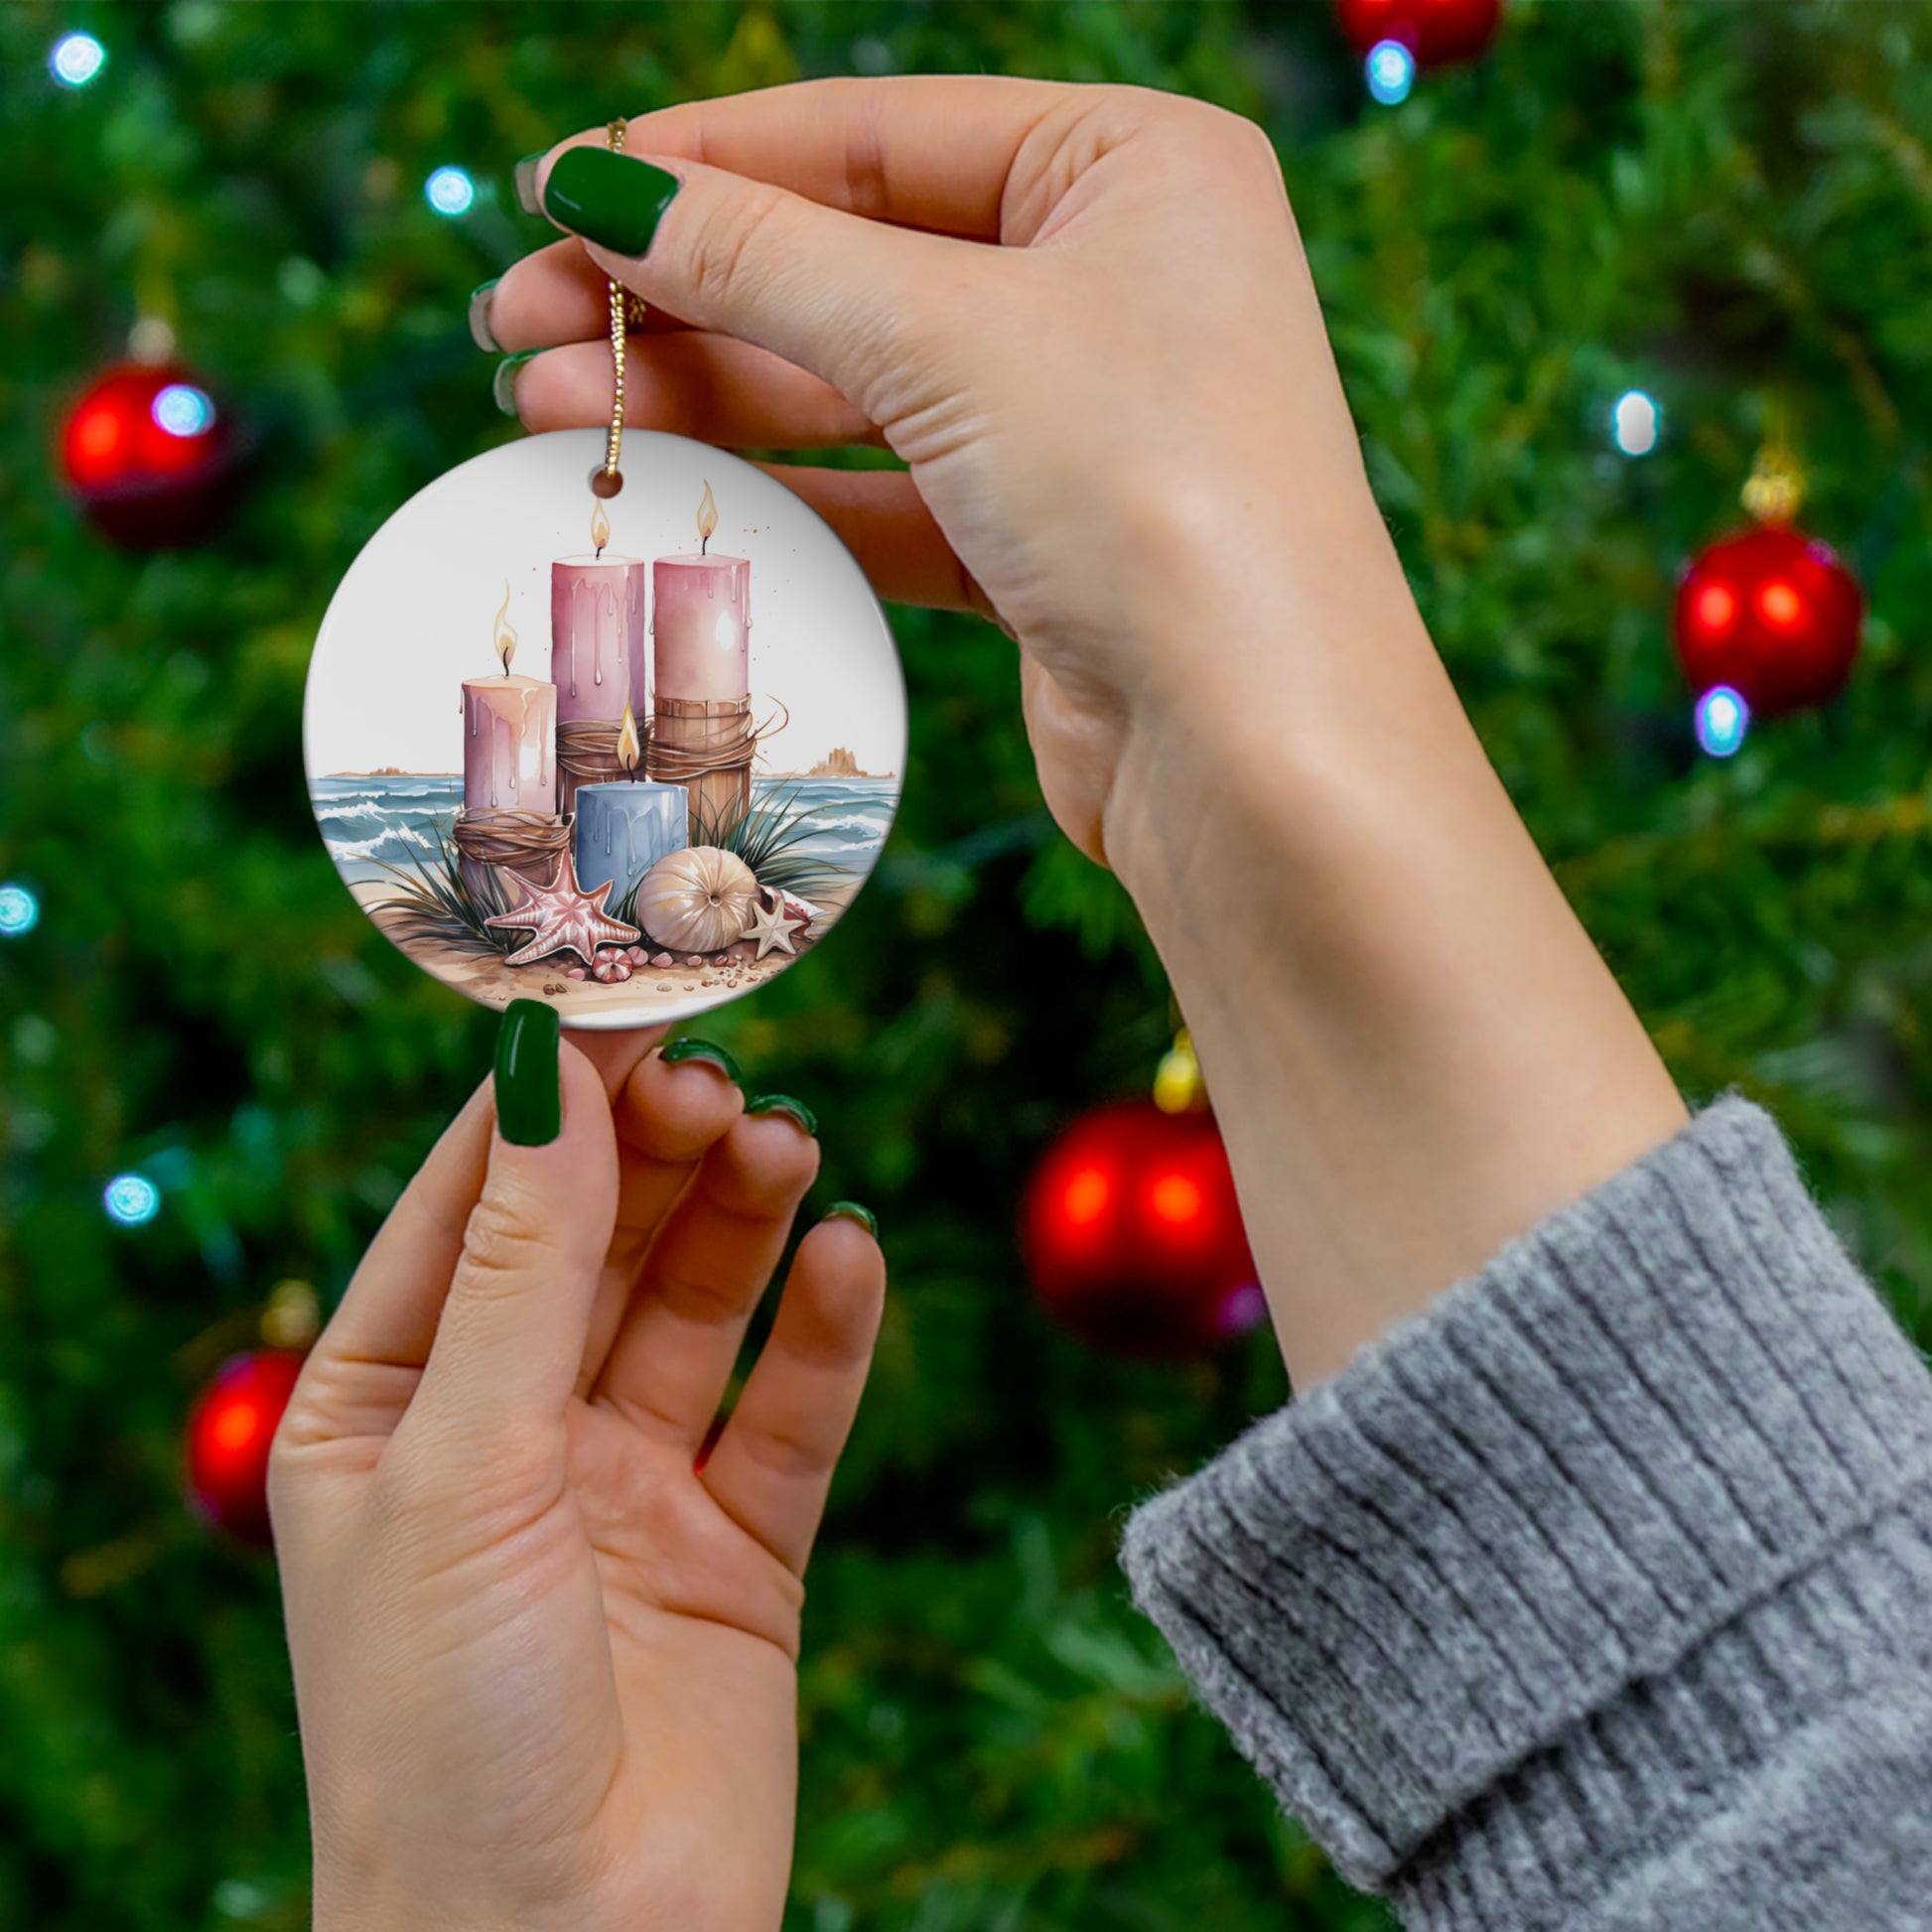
[532,142,982,419]
[408,1002,619,1446]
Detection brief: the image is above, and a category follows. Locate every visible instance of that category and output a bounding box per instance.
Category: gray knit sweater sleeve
[1120,1099,1932,1930]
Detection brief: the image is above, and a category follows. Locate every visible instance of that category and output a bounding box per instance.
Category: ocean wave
[317,803,456,834]
[789,811,896,839]
[326,825,438,864]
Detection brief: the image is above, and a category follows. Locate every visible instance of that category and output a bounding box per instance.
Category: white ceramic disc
[304,429,904,1028]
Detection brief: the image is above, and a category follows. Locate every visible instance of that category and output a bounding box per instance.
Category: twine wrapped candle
[463,588,556,812]
[648,481,754,838]
[551,499,648,817]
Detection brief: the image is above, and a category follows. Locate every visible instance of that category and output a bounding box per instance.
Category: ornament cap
[1153,1027,1206,1113]
[260,1278,321,1350]
[1741,447,1805,525]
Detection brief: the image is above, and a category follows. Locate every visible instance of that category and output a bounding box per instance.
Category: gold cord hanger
[591,118,648,498]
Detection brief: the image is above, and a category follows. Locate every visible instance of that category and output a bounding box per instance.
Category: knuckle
[684,183,790,312]
[455,1191,550,1298]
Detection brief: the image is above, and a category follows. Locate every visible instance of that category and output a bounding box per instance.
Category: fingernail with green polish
[541,146,682,257]
[513,151,546,216]
[468,278,501,352]
[747,1093,818,1138]
[492,349,539,416]
[824,1200,878,1238]
[495,999,561,1147]
[660,1036,742,1085]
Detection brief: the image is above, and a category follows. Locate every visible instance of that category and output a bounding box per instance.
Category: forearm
[1104,501,1685,1388]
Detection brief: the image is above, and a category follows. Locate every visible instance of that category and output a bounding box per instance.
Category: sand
[356,881,848,1030]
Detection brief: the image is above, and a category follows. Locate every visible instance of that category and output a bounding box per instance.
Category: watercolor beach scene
[304,430,905,1027]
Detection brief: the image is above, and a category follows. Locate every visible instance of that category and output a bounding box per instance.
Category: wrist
[1097,537,1686,1387]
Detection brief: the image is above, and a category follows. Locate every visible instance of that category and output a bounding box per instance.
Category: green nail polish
[747,1093,818,1138]
[660,1036,742,1084]
[541,147,681,257]
[824,1200,877,1238]
[513,152,546,215]
[492,349,539,416]
[468,278,501,352]
[494,999,561,1146]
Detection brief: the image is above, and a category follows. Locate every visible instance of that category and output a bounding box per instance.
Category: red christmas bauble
[1673,523,1863,718]
[1022,1100,1263,1358]
[1334,0,1502,66]
[184,1349,306,1545]
[60,362,240,548]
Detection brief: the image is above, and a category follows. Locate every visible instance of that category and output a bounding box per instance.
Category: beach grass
[366,817,520,961]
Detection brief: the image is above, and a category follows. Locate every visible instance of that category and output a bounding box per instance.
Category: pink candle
[463,675,556,811]
[651,552,751,701]
[550,555,646,722]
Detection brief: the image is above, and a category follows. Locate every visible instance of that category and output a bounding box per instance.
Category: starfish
[484,848,640,967]
[739,886,807,960]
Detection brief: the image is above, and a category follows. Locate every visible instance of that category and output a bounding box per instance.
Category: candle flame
[590,498,611,555]
[617,701,641,774]
[696,479,718,553]
[492,579,517,674]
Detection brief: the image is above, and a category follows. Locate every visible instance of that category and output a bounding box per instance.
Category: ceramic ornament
[303,427,906,1029]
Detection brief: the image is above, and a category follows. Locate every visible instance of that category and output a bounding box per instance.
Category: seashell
[634,846,759,956]
[650,952,673,968]
[594,952,632,984]
[625,945,649,965]
[685,955,705,967]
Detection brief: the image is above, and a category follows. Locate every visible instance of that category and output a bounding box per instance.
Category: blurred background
[5,3,1932,1928]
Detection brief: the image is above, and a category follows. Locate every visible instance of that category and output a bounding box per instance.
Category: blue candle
[574,779,688,908]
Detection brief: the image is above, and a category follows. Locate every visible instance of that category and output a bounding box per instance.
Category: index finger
[543,73,1077,241]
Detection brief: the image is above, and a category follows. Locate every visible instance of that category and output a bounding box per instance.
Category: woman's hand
[270,1019,884,1932]
[484,76,1385,872]
[482,77,1685,1390]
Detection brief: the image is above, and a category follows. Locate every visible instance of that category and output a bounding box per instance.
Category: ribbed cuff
[1121,1098,1932,1913]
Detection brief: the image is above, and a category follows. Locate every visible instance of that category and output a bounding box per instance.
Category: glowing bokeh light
[1758,580,1801,626]
[425,166,477,216]
[104,1173,162,1226]
[211,1400,264,1453]
[151,383,215,438]
[50,32,105,87]
[0,883,39,937]
[1148,1173,1204,1227]
[1061,1168,1111,1227]
[1365,40,1416,105]
[1611,389,1660,457]
[1695,684,1749,759]
[1695,583,1736,634]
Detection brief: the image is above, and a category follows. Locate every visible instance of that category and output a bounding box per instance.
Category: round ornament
[1334,0,1502,67]
[1673,523,1863,718]
[60,360,240,548]
[1021,1100,1264,1359]
[304,429,905,1028]
[185,1348,306,1546]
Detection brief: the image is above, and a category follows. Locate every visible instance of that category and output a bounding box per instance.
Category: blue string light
[0,883,38,937]
[1611,389,1661,457]
[425,166,477,217]
[50,32,106,87]
[1365,40,1416,106]
[152,384,216,438]
[103,1173,162,1227]
[1695,685,1749,759]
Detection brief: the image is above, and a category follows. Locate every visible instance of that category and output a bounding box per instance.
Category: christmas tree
[4,5,1931,1928]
